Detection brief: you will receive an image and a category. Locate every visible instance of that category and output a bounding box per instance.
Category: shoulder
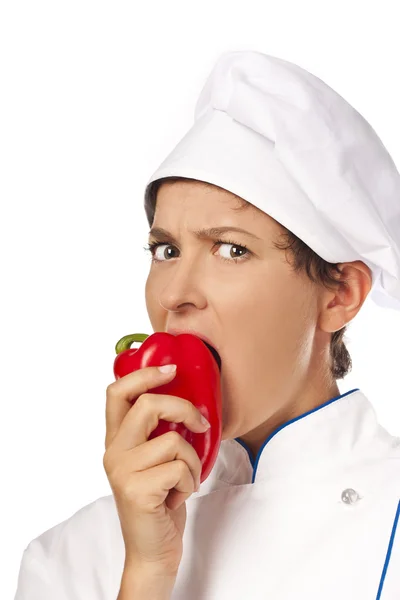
[15,495,124,599]
[26,494,121,559]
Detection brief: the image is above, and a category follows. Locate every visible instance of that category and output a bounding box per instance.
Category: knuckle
[165,430,182,447]
[105,383,115,398]
[185,398,195,409]
[189,400,201,416]
[102,451,116,475]
[136,392,150,408]
[175,459,187,477]
[102,449,111,466]
[103,450,125,478]
[121,477,138,501]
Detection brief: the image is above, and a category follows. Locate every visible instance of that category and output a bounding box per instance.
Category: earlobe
[320,261,372,333]
[319,301,348,334]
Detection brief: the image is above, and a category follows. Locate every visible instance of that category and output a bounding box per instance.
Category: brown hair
[145,176,352,381]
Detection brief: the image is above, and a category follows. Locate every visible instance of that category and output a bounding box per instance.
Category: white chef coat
[14,387,400,599]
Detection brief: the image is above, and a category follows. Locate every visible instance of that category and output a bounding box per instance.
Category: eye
[144,239,251,264]
[145,242,178,262]
[216,241,250,263]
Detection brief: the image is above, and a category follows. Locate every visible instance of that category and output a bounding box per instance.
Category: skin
[145,179,372,461]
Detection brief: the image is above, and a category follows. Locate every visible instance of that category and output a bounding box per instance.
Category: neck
[238,378,340,461]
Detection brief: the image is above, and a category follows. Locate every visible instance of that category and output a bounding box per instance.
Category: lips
[202,340,222,372]
[166,328,222,372]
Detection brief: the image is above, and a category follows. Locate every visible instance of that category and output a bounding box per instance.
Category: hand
[103,365,210,575]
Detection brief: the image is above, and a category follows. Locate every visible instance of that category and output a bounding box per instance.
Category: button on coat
[14,388,400,599]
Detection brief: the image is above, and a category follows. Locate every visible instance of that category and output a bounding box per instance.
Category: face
[144,180,348,454]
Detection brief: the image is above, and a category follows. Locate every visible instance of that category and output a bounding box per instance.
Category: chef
[14,50,400,599]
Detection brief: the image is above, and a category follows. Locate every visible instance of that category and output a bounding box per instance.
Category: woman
[15,51,400,599]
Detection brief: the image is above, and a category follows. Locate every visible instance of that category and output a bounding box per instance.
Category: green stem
[115,333,149,355]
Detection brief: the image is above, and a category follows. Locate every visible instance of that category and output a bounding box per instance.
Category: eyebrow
[148,226,262,244]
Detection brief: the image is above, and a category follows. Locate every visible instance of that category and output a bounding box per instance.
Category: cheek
[209,272,258,317]
[215,269,295,330]
[144,275,161,328]
[221,276,315,374]
[144,276,152,313]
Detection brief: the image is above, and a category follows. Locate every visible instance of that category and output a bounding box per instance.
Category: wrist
[118,560,178,600]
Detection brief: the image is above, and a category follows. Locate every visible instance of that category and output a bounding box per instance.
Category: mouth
[202,340,222,372]
[166,328,222,372]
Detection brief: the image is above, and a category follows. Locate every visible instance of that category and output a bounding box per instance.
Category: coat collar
[198,388,395,494]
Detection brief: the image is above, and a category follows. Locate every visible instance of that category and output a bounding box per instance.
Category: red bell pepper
[113,332,222,484]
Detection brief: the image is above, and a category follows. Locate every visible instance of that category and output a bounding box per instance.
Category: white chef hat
[144,50,400,311]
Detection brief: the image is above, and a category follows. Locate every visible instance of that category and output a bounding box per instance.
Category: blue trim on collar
[234,388,360,484]
[375,499,400,599]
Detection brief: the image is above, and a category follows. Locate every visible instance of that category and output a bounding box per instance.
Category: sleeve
[13,497,114,600]
[14,543,55,600]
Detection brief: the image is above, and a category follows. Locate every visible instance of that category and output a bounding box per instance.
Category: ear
[318,261,373,333]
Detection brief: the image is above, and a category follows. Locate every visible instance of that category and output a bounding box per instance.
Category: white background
[2,0,400,597]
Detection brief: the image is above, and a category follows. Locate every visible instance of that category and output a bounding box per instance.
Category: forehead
[156,179,243,207]
[154,179,285,236]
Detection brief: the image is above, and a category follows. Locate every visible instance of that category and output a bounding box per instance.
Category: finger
[110,392,210,453]
[105,365,177,449]
[128,430,202,492]
[132,459,197,512]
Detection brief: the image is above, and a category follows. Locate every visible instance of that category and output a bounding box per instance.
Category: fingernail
[158,364,177,373]
[200,415,211,429]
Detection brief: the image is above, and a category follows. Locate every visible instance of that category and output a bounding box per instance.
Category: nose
[158,258,207,313]
[159,297,182,312]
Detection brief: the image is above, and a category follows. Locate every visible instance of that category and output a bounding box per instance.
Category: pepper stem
[115,333,149,355]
